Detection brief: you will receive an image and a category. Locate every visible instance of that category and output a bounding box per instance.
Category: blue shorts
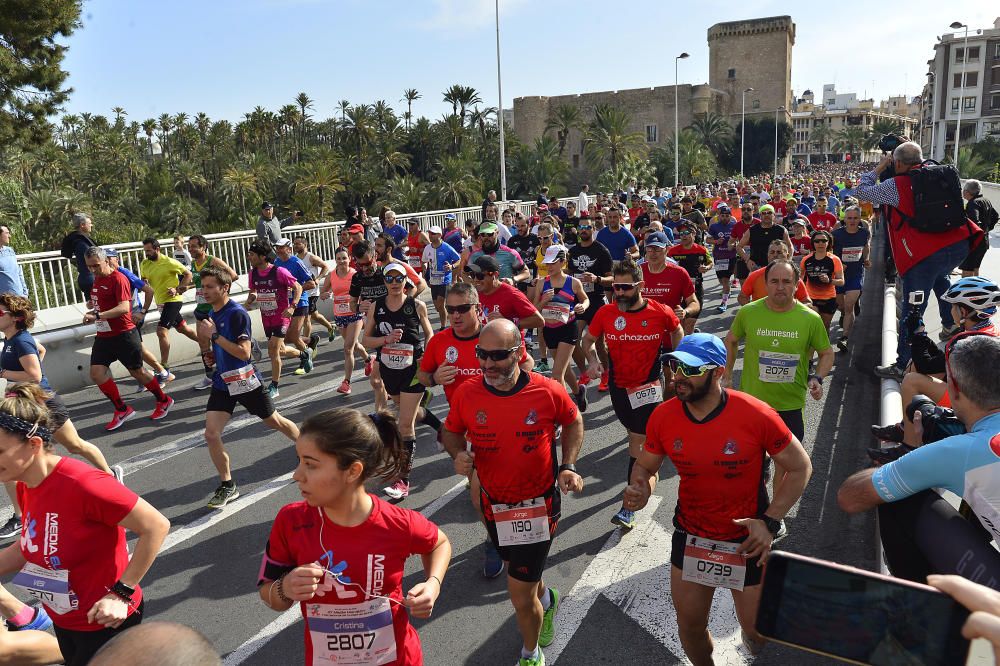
[334,314,364,328]
[837,273,863,294]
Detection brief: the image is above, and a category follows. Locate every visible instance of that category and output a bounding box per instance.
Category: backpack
[897,160,967,233]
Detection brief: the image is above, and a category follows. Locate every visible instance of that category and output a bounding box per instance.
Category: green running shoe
[517,650,545,666]
[538,588,559,647]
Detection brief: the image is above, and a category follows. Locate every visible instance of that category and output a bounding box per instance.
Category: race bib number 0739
[681,534,746,591]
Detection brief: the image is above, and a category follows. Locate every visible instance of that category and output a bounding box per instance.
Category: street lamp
[950,21,968,166]
[924,72,936,156]
[495,0,507,200]
[774,106,784,181]
[740,87,754,176]
[674,52,689,187]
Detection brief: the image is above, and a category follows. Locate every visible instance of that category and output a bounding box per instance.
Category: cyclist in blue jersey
[838,335,1000,589]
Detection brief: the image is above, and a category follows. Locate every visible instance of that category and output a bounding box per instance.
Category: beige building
[511,15,796,180]
[788,98,917,165]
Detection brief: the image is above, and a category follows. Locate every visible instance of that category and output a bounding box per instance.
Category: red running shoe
[579,372,591,386]
[150,396,174,420]
[364,354,375,377]
[337,380,352,395]
[598,371,610,392]
[105,406,136,431]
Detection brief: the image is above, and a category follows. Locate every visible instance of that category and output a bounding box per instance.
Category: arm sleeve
[16,262,27,297]
[349,274,361,299]
[740,273,755,297]
[258,507,297,585]
[419,338,439,373]
[852,171,900,208]
[113,273,132,304]
[730,308,746,339]
[870,436,970,501]
[643,412,666,454]
[680,272,695,298]
[550,380,579,426]
[758,403,793,455]
[443,387,468,434]
[403,263,421,284]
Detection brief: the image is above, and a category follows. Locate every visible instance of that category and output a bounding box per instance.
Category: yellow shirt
[140,254,187,304]
[535,247,550,279]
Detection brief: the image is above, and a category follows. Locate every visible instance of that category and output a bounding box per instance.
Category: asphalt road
[0,249,888,665]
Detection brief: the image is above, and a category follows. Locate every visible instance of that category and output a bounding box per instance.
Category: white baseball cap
[542,244,568,264]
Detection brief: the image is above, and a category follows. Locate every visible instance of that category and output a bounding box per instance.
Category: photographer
[838,335,1000,590]
[848,141,982,382]
[960,180,999,278]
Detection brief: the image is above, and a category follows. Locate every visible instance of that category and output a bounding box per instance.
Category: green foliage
[956,147,992,180]
[596,154,656,193]
[583,104,645,172]
[718,118,792,177]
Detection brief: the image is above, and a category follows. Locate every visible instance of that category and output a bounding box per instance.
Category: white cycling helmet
[942,276,1000,313]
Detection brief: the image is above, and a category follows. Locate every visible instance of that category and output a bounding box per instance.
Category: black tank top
[373,295,423,358]
[748,224,786,266]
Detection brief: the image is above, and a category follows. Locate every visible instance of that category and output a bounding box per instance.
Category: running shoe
[150,396,174,420]
[0,515,21,540]
[111,465,125,485]
[299,349,314,374]
[105,406,136,431]
[718,303,728,312]
[579,372,591,386]
[328,328,337,343]
[867,444,915,465]
[420,388,434,409]
[524,334,536,350]
[598,371,609,392]
[156,370,176,384]
[576,385,588,413]
[250,338,263,362]
[267,383,280,400]
[194,376,213,390]
[133,382,148,394]
[309,332,321,353]
[383,480,410,500]
[517,653,544,666]
[293,367,307,376]
[207,483,240,509]
[6,606,52,632]
[483,541,504,579]
[871,422,904,443]
[337,380,351,395]
[873,364,905,382]
[534,359,550,374]
[836,336,849,353]
[611,507,637,530]
[364,354,375,377]
[538,588,559,647]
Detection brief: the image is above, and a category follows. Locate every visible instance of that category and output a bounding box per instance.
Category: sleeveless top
[374,295,424,364]
[540,275,577,328]
[192,255,214,313]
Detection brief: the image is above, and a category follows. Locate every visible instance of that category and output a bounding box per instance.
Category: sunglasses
[668,360,718,377]
[465,271,490,280]
[678,231,693,236]
[578,225,593,230]
[812,238,829,244]
[612,283,637,292]
[538,235,553,241]
[445,303,475,314]
[385,274,407,283]
[475,345,520,361]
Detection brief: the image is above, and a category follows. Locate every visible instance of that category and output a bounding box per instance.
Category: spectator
[0,225,28,297]
[537,186,550,206]
[359,206,383,244]
[481,189,497,220]
[851,142,982,381]
[578,184,590,215]
[928,575,1000,659]
[255,201,300,245]
[171,235,192,268]
[959,179,998,278]
[60,212,97,299]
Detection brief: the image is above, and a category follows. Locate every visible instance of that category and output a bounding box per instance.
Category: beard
[615,292,640,311]
[481,239,497,253]
[484,362,517,387]
[675,376,713,403]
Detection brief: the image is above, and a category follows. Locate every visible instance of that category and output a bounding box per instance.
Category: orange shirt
[741,267,810,303]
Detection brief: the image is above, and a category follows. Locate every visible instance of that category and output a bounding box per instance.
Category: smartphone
[757,551,970,666]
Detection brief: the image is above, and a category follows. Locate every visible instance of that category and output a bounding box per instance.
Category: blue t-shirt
[708,220,737,260]
[443,229,464,254]
[273,256,312,307]
[117,266,145,309]
[469,246,525,280]
[383,224,408,247]
[654,196,668,215]
[210,299,263,393]
[1,330,51,391]
[832,226,871,280]
[596,227,638,261]
[425,242,461,286]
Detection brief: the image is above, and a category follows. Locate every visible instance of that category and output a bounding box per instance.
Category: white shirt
[578,191,589,214]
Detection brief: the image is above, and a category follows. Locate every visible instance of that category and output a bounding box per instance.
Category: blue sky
[59,0,999,124]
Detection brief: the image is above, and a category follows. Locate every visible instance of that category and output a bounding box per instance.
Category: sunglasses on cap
[668,359,718,377]
[475,345,520,361]
[445,303,475,314]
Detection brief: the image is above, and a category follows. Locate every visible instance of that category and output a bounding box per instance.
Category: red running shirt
[419,328,529,404]
[645,390,792,540]
[90,270,135,337]
[640,263,694,309]
[17,458,140,630]
[807,211,838,232]
[588,301,679,388]
[262,497,439,666]
[444,373,577,513]
[478,283,538,327]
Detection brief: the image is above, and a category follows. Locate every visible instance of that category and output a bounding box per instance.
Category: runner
[418,282,533,579]
[640,232,699,344]
[724,259,833,501]
[569,218,613,391]
[595,208,638,261]
[405,218,429,272]
[667,223,713,335]
[535,245,589,410]
[831,205,871,352]
[83,247,174,431]
[257,407,451,666]
[245,240,306,399]
[361,263,437,500]
[292,235,335,344]
[806,196,838,233]
[706,209,737,311]
[273,238,320,377]
[0,382,170,665]
[787,219,812,261]
[319,246,370,395]
[582,258,683,529]
[626,334,812,664]
[737,240,811,306]
[442,212,464,254]
[735,204,790,274]
[799,230,845,334]
[421,225,461,330]
[200,266,301,509]
[469,222,529,284]
[441,319,584,666]
[187,234,240,391]
[139,237,198,384]
[529,223,558,372]
[468,255,544,332]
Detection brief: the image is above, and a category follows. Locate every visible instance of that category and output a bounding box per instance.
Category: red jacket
[888,171,981,276]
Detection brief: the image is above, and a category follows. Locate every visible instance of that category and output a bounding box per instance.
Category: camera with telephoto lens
[906,394,965,445]
[878,134,905,153]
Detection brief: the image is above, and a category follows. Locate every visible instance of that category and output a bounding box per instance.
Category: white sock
[539,587,551,611]
[521,646,539,659]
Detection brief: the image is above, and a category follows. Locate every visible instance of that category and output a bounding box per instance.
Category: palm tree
[295,92,313,162]
[435,155,480,208]
[583,104,645,171]
[864,118,906,150]
[379,175,428,213]
[111,107,127,126]
[221,164,257,225]
[443,85,463,118]
[343,104,375,165]
[455,86,482,126]
[467,106,497,145]
[809,123,834,158]
[955,147,991,179]
[687,112,733,160]
[402,88,421,130]
[338,100,351,123]
[296,160,344,221]
[509,136,568,198]
[544,105,582,157]
[833,126,868,155]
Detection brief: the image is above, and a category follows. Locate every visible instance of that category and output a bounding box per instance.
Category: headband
[0,412,51,443]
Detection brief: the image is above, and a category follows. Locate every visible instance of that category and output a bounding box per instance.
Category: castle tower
[707,16,795,120]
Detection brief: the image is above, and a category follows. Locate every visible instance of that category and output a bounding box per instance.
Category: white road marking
[222,477,469,666]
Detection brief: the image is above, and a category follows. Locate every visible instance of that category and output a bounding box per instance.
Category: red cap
[347,224,364,234]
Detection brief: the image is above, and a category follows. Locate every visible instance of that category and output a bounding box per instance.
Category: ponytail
[299,407,406,482]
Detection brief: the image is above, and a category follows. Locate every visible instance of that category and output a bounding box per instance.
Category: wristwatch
[558,463,577,474]
[211,332,220,343]
[110,580,135,602]
[759,514,782,536]
[808,373,824,384]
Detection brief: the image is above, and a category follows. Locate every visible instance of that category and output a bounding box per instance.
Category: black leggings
[879,490,1000,589]
[54,600,144,666]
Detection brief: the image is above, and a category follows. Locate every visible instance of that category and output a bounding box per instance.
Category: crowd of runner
[0,157,997,665]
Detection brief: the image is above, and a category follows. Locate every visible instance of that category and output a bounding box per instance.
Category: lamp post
[774,106,784,182]
[740,87,754,176]
[926,72,936,157]
[674,52,689,187]
[495,0,507,200]
[950,21,968,165]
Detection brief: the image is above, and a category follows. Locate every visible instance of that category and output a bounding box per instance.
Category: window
[963,96,976,110]
[953,72,979,87]
[992,66,1000,87]
[995,43,1000,58]
[992,94,1000,110]
[752,99,760,109]
[572,154,580,168]
[728,68,736,79]
[956,47,964,62]
[969,46,981,61]
[645,124,657,143]
[952,97,960,111]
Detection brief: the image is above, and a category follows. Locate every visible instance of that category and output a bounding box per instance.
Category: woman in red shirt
[258,407,451,665]
[0,383,169,665]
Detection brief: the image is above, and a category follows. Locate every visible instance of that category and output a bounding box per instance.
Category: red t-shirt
[789,235,813,259]
[807,211,838,232]
[444,373,577,512]
[478,283,537,327]
[741,267,810,303]
[17,458,140,630]
[645,390,792,540]
[588,301,679,388]
[772,199,788,216]
[263,498,439,666]
[419,328,529,404]
[641,262,694,309]
[90,270,135,337]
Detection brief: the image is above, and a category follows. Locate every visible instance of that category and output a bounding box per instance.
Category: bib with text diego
[681,534,746,591]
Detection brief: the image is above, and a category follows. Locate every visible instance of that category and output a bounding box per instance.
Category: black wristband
[808,373,823,384]
[211,332,220,342]
[558,463,577,474]
[110,580,135,603]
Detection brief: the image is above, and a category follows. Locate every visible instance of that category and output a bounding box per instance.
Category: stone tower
[707,16,795,120]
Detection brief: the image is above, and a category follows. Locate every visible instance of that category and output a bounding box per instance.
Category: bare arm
[837,468,884,513]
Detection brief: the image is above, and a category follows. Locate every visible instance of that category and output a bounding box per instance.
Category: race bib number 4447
[681,535,746,591]
[307,597,396,665]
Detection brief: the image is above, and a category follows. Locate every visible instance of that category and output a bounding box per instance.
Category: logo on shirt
[990,434,1000,458]
[318,552,359,601]
[641,320,648,327]
[476,410,488,425]
[771,339,780,347]
[673,438,683,452]
[44,512,61,569]
[525,409,538,425]
[445,346,459,364]
[614,316,626,331]
[20,513,38,554]
[377,321,394,335]
[722,441,738,455]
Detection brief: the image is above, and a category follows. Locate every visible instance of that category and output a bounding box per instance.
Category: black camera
[905,394,965,445]
[878,133,905,153]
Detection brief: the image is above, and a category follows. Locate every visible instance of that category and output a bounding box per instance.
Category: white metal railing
[18,196,593,314]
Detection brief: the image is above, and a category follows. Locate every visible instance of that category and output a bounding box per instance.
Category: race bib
[195,288,207,304]
[627,381,662,409]
[758,350,798,383]
[221,365,261,396]
[575,274,594,293]
[257,293,278,314]
[95,318,111,333]
[714,259,730,271]
[429,270,447,286]
[841,247,863,263]
[407,255,422,268]
[491,497,550,547]
[380,343,414,370]
[333,295,353,317]
[307,597,397,665]
[12,564,78,615]
[681,534,746,591]
[542,302,572,324]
